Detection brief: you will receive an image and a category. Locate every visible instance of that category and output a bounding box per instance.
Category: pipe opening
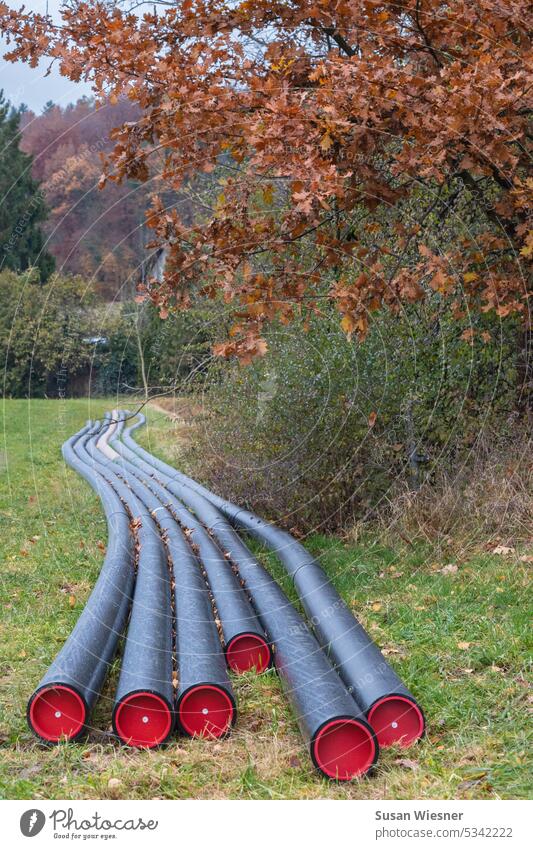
[367,696,424,748]
[179,685,234,738]
[225,633,271,674]
[29,686,85,742]
[114,692,172,748]
[313,719,376,780]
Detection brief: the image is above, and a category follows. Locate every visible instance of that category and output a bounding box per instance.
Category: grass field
[0,398,530,800]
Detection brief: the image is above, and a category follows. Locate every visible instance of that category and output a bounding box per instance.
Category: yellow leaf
[320,132,333,151]
[371,601,382,611]
[341,314,355,335]
[262,184,274,205]
[463,271,478,283]
[457,641,470,650]
[69,595,76,608]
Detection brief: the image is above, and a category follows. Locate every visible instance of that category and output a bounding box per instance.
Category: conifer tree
[0,91,54,281]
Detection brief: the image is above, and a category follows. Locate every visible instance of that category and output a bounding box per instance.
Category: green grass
[0,399,531,799]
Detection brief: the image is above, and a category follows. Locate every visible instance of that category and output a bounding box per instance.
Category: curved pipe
[26,425,135,744]
[80,425,174,749]
[108,413,271,675]
[122,412,425,748]
[94,418,236,738]
[115,414,379,780]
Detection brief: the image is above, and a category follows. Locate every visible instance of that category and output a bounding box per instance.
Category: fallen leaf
[394,758,419,771]
[289,755,301,768]
[107,777,122,797]
[368,411,377,428]
[371,601,382,611]
[458,771,488,791]
[68,595,76,608]
[519,554,533,563]
[457,641,471,650]
[19,764,43,780]
[440,563,458,575]
[492,545,515,556]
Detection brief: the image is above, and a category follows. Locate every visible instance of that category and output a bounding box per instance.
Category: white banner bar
[3,799,530,848]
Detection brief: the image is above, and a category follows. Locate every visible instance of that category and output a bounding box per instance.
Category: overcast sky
[0,1,92,112]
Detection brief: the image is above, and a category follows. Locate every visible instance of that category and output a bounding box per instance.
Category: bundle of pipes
[26,408,425,781]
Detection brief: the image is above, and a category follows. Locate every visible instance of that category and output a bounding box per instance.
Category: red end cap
[313,718,376,780]
[367,696,425,748]
[226,633,271,674]
[179,685,234,738]
[29,685,86,742]
[115,692,172,748]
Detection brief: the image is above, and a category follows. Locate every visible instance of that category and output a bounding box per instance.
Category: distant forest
[20,98,148,299]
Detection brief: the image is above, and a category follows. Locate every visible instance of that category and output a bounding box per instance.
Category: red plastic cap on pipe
[179,685,234,738]
[114,692,173,748]
[29,685,86,742]
[313,718,377,780]
[367,696,425,748]
[225,633,271,674]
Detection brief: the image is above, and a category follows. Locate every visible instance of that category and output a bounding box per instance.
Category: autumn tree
[1,1,530,373]
[20,98,147,297]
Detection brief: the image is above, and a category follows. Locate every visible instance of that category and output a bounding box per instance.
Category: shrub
[184,302,521,532]
[0,269,96,397]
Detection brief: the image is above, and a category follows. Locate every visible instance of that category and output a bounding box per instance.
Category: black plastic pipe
[108,414,271,675]
[26,425,136,744]
[115,414,379,780]
[122,411,425,749]
[94,418,236,738]
[81,426,174,749]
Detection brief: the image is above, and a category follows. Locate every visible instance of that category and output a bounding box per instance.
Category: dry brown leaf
[457,641,471,650]
[394,758,419,771]
[492,545,514,556]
